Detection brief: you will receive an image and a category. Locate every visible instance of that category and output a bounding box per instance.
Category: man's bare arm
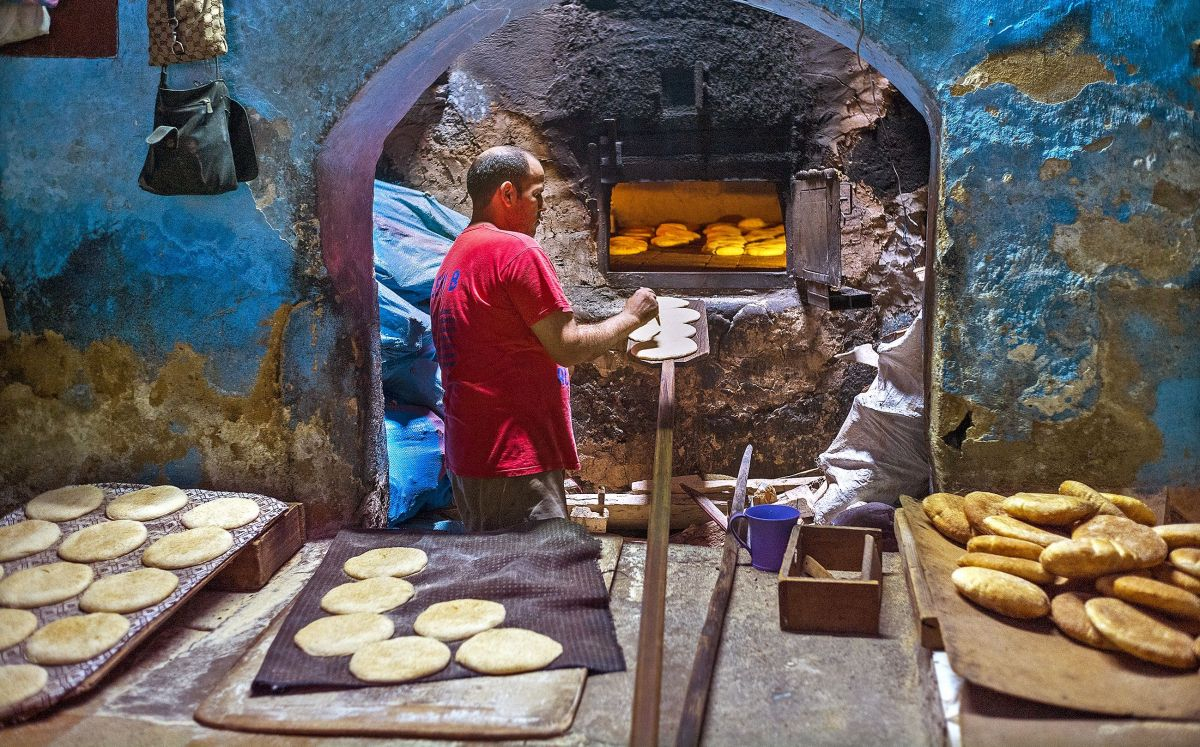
[531,288,658,366]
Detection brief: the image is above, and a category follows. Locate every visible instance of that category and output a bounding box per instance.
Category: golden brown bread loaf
[1103,493,1158,526]
[1050,592,1118,650]
[1154,524,1200,549]
[1072,514,1169,569]
[951,566,1050,619]
[1094,574,1200,620]
[1153,564,1200,594]
[982,515,1065,547]
[963,491,1007,534]
[1003,493,1095,525]
[957,552,1054,584]
[1039,537,1139,579]
[923,493,972,544]
[1084,597,1198,669]
[1169,548,1200,578]
[966,534,1045,561]
[1059,480,1124,517]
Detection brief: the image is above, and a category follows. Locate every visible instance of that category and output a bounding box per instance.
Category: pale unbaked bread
[1051,592,1117,650]
[1084,597,1198,669]
[105,485,188,521]
[1154,524,1200,549]
[1095,574,1200,620]
[956,552,1054,584]
[0,562,93,608]
[454,628,564,675]
[25,485,104,522]
[180,497,260,530]
[0,608,39,651]
[982,515,1065,547]
[57,520,148,563]
[25,613,130,665]
[633,337,698,362]
[349,637,451,683]
[1002,493,1094,526]
[951,566,1050,619]
[0,665,48,709]
[1039,537,1139,579]
[320,577,415,615]
[966,535,1044,561]
[962,491,1007,534]
[79,568,179,614]
[656,296,689,309]
[1072,515,1168,569]
[293,613,394,657]
[343,547,428,579]
[0,520,61,562]
[413,599,506,641]
[922,493,972,544]
[142,526,233,569]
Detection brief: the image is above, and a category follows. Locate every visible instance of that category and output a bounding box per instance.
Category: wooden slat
[679,484,729,530]
[567,493,727,533]
[894,510,942,649]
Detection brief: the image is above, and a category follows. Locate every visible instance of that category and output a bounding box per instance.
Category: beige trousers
[449,469,568,532]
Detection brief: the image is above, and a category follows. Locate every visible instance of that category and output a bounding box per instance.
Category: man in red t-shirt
[431,146,657,531]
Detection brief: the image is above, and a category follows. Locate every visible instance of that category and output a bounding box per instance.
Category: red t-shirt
[430,223,579,478]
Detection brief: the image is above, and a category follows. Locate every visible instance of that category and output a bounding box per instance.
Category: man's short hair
[466,146,533,204]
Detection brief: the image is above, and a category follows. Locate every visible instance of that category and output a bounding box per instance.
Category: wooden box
[777,524,882,635]
[210,502,305,592]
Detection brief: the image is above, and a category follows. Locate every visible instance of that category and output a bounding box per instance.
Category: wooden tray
[777,524,882,635]
[899,496,1200,719]
[627,299,709,365]
[210,503,305,592]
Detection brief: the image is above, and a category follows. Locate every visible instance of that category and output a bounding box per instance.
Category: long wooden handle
[630,360,676,747]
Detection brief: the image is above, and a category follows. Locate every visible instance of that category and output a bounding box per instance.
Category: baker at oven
[431,145,658,532]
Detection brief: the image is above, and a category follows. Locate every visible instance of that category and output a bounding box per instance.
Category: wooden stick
[680,484,729,530]
[675,444,753,747]
[630,360,676,747]
[802,554,834,579]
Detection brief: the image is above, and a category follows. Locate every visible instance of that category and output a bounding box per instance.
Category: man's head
[466,146,544,237]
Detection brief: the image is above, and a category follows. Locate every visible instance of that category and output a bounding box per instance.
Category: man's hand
[625,287,659,325]
[531,288,663,367]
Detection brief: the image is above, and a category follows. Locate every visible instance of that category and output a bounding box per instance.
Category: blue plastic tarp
[373,180,468,313]
[384,405,453,526]
[378,282,442,412]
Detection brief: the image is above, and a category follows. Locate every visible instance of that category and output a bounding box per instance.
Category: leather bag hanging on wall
[147,0,227,66]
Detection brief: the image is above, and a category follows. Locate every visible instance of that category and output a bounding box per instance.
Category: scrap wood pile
[923,480,1200,671]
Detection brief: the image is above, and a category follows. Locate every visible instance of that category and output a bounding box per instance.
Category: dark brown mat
[252,519,625,693]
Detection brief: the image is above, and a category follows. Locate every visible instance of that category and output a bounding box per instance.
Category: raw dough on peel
[0,665,48,709]
[656,296,689,309]
[0,609,39,650]
[658,307,700,324]
[79,568,179,614]
[180,497,260,530]
[106,485,188,521]
[293,613,394,656]
[142,526,233,569]
[0,562,93,608]
[58,520,148,563]
[349,637,451,683]
[343,547,428,579]
[455,628,564,675]
[413,599,506,641]
[634,337,698,362]
[0,520,61,562]
[655,322,696,340]
[629,319,696,343]
[25,485,103,522]
[25,613,130,665]
[320,576,415,614]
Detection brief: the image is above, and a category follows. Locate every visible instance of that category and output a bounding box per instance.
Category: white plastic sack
[812,310,929,524]
[0,5,49,48]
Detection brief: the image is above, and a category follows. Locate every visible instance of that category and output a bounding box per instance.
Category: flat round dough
[58,520,148,563]
[0,520,61,562]
[629,319,660,343]
[25,612,129,665]
[343,547,428,580]
[349,636,451,683]
[455,628,564,675]
[655,322,697,340]
[293,613,394,657]
[0,665,48,709]
[106,485,188,521]
[79,568,179,613]
[633,337,698,362]
[25,485,104,522]
[142,526,233,569]
[413,599,506,641]
[656,296,689,309]
[658,307,700,324]
[0,562,93,608]
[180,497,260,530]
[320,576,415,615]
[0,609,39,650]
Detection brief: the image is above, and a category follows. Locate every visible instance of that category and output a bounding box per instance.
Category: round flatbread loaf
[1169,547,1200,578]
[349,637,451,683]
[105,485,188,521]
[966,534,1044,561]
[0,562,93,608]
[1084,597,1198,669]
[0,520,61,562]
[1051,592,1117,650]
[79,568,179,613]
[655,323,697,341]
[142,526,233,569]
[58,520,147,563]
[1058,480,1123,517]
[1153,564,1200,594]
[413,599,506,642]
[180,497,260,530]
[1154,524,1200,549]
[922,493,972,545]
[25,485,104,522]
[962,491,1007,534]
[1039,537,1139,579]
[293,613,394,657]
[0,665,48,709]
[320,577,415,615]
[343,547,428,579]
[1003,493,1095,526]
[956,552,1053,584]
[633,337,698,362]
[0,609,39,650]
[25,612,129,665]
[455,628,564,675]
[982,515,1065,547]
[1095,574,1200,620]
[658,307,700,324]
[951,566,1050,619]
[1103,493,1157,526]
[656,296,689,309]
[1072,514,1168,569]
